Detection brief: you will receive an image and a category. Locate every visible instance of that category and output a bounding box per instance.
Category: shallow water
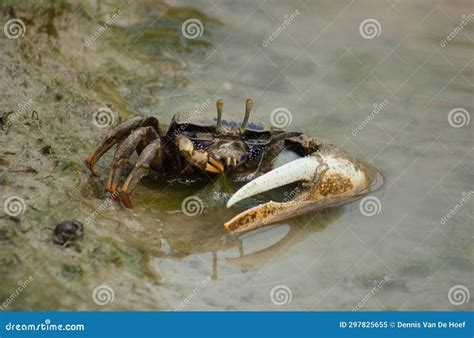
[0,0,472,311]
[143,0,473,311]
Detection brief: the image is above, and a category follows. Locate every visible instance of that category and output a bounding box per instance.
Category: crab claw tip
[120,193,133,208]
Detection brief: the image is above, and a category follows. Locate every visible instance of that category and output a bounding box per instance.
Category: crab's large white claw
[224,148,371,233]
[226,156,321,208]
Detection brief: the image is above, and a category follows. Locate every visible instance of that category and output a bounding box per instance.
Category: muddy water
[0,0,472,311]
[147,0,473,311]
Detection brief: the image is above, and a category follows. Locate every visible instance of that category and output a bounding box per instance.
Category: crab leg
[105,126,159,196]
[119,139,161,208]
[85,116,146,176]
[224,148,370,233]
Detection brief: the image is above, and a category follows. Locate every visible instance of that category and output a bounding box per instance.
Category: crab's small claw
[224,147,370,233]
[177,135,224,174]
[207,157,225,173]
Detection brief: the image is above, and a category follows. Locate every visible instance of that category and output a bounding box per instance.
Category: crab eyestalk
[239,98,253,133]
[216,99,224,133]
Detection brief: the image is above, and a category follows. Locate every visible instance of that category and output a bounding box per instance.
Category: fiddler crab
[85,99,374,234]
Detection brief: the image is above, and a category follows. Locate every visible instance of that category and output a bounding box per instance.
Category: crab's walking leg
[119,139,161,208]
[85,116,146,176]
[105,126,160,196]
[85,116,162,177]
